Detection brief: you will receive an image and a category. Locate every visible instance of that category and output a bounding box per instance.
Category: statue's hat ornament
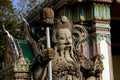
[55,16,73,30]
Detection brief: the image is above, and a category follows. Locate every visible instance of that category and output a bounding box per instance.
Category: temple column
[89,21,113,80]
[86,3,114,80]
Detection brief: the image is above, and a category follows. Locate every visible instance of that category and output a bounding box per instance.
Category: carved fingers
[47,48,55,59]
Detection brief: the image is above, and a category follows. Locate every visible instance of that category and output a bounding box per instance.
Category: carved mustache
[64,42,71,45]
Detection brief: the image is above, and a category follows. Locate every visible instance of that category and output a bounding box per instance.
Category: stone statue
[29,16,104,80]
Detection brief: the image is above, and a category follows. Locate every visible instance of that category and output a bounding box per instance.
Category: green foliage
[0,0,43,62]
[0,0,21,62]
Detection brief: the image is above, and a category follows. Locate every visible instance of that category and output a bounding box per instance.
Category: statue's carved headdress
[52,16,88,50]
[56,16,73,30]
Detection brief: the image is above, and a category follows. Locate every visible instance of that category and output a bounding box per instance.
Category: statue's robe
[30,49,91,80]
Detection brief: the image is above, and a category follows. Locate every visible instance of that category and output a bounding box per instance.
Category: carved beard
[55,44,74,62]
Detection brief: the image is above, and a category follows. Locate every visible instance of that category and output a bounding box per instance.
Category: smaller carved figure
[91,54,104,77]
[81,54,104,80]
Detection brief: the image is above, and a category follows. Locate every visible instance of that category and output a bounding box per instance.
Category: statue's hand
[47,48,55,59]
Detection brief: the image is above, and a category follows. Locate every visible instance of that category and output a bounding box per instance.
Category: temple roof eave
[25,0,114,24]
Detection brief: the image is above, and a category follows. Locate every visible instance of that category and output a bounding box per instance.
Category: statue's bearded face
[56,28,72,50]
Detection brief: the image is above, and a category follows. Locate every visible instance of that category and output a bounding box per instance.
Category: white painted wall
[100,38,110,80]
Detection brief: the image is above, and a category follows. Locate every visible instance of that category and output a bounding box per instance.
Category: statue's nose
[65,38,72,45]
